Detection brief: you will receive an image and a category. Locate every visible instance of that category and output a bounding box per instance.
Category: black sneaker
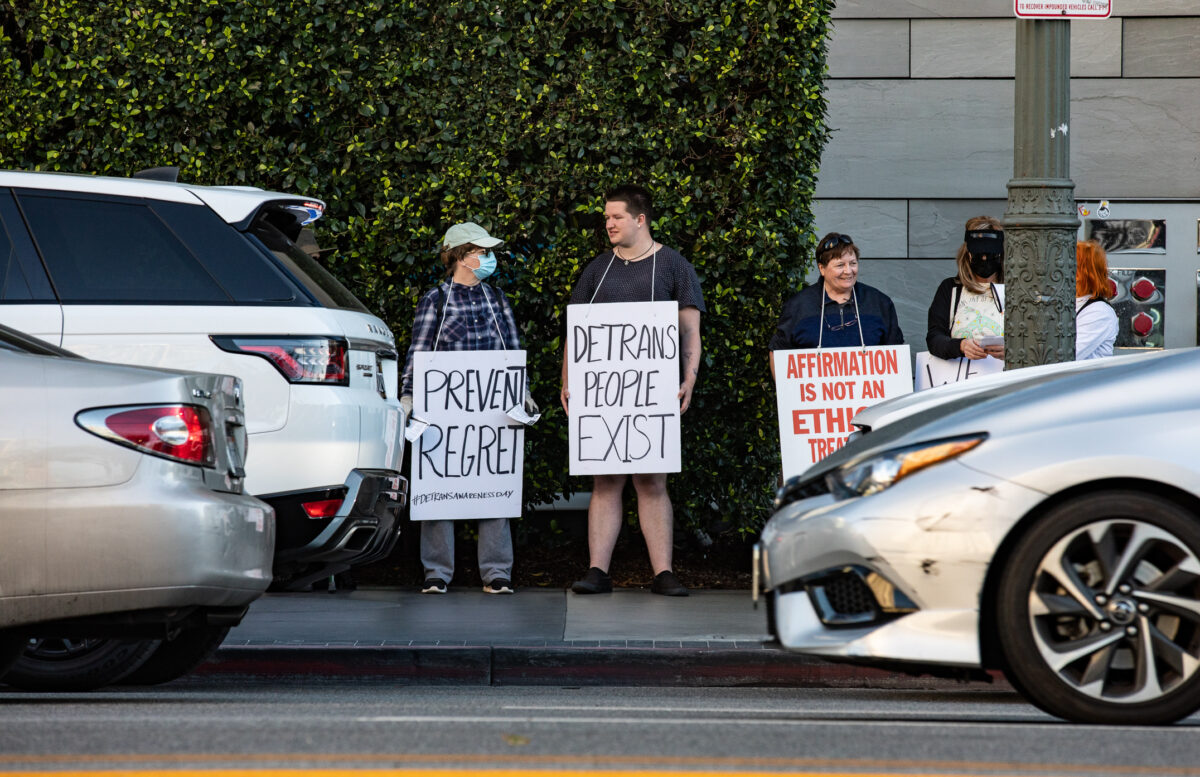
[483,579,514,594]
[571,566,613,594]
[651,570,689,597]
[421,578,448,594]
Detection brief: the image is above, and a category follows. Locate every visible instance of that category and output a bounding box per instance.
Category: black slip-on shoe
[571,566,613,594]
[651,570,689,596]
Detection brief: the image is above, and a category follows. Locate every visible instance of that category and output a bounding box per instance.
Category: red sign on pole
[1015,0,1111,18]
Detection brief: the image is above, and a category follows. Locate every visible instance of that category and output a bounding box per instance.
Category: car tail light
[211,336,349,385]
[302,498,344,519]
[76,405,216,467]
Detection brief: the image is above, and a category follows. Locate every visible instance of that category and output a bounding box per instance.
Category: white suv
[0,169,406,589]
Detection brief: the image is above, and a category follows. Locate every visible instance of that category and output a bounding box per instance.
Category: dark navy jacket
[768,282,904,350]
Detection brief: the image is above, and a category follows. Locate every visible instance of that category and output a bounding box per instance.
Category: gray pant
[420,518,513,585]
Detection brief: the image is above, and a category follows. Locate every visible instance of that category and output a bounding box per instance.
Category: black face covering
[965,228,1003,257]
[970,255,1002,278]
[965,228,1003,279]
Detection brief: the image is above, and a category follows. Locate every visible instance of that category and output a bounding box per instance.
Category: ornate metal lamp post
[1003,20,1078,368]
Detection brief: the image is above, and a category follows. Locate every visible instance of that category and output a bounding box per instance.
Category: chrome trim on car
[346,337,397,357]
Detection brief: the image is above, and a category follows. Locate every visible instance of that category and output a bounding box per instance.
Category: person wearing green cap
[400,222,538,595]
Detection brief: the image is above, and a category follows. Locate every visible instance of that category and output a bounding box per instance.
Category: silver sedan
[0,325,274,690]
[756,348,1200,724]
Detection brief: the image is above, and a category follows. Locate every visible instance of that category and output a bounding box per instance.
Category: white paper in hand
[404,416,431,443]
[506,404,541,426]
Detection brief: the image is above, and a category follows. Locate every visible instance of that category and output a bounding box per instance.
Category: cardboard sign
[914,352,1004,391]
[773,345,913,479]
[410,350,526,520]
[567,301,681,475]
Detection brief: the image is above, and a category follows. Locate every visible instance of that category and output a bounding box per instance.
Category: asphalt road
[1,682,1197,776]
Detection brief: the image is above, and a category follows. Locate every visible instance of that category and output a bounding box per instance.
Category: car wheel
[1,637,160,692]
[997,492,1200,724]
[118,625,231,686]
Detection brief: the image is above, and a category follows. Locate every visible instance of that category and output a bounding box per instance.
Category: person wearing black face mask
[926,216,1006,362]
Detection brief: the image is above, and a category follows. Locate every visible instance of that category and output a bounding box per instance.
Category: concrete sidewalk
[199,588,1003,690]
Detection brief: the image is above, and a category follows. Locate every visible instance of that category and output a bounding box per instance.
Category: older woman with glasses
[768,232,904,368]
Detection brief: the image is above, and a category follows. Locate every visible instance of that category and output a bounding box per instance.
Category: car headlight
[826,434,986,499]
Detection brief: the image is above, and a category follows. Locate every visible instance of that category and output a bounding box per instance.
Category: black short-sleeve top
[568,246,706,312]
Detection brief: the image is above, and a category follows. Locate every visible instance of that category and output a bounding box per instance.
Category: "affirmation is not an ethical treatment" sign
[773,345,912,479]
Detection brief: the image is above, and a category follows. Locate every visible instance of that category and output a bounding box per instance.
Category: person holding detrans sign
[925,216,1006,362]
[560,185,704,597]
[400,222,538,596]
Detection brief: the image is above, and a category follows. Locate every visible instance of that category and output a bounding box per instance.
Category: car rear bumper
[240,389,404,497]
[0,459,274,629]
[265,468,407,588]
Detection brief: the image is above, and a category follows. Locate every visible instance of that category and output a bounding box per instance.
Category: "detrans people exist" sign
[567,301,681,475]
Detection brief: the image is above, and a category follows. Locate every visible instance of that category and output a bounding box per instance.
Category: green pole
[1003,19,1078,368]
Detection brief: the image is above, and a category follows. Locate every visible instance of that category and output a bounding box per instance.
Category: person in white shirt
[1075,239,1119,360]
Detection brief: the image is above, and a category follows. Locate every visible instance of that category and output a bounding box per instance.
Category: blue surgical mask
[472,251,497,280]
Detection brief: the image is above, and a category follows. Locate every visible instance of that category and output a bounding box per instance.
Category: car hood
[803,348,1196,483]
[854,352,1143,431]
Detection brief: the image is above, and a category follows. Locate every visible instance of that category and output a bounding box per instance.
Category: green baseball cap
[442,222,503,250]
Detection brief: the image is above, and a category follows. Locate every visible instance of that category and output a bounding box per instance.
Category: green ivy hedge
[0,0,830,543]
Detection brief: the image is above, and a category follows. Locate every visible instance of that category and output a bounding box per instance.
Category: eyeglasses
[818,233,854,253]
[826,309,858,332]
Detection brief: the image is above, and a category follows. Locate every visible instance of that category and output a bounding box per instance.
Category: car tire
[996,491,1200,725]
[765,591,778,642]
[118,625,231,686]
[1,637,160,692]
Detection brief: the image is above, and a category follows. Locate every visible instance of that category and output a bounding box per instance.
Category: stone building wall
[813,1,1200,349]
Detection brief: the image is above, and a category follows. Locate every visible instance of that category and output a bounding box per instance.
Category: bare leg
[587,474,627,572]
[632,473,672,574]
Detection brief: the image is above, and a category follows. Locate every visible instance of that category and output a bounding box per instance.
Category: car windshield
[247,210,369,314]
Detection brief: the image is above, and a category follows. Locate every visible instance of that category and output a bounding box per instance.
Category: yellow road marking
[0,772,1032,777]
[0,752,1190,776]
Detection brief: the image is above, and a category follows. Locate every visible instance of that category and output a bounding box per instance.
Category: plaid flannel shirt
[400,280,522,397]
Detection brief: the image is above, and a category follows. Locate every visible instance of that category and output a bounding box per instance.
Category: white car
[756,349,1200,725]
[0,323,272,690]
[0,169,406,590]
